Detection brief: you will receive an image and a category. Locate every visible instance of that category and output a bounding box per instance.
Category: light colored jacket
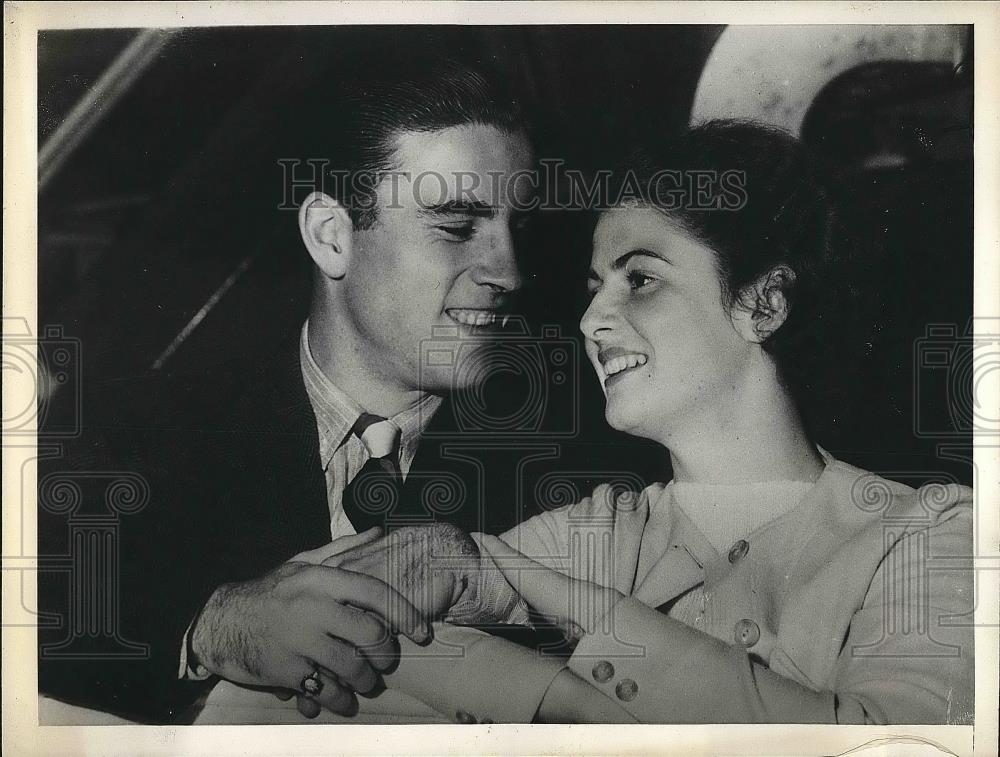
[496,454,974,724]
[193,455,975,725]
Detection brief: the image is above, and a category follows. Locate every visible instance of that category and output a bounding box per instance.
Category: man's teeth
[448,309,507,327]
[603,354,648,377]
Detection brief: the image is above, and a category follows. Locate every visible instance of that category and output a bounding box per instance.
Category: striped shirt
[299,321,443,538]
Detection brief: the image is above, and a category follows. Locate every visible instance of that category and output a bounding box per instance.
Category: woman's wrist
[446,534,529,625]
[535,668,636,723]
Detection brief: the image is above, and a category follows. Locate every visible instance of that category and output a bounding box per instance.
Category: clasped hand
[192,523,628,721]
[304,525,631,723]
[281,524,481,717]
[190,528,432,718]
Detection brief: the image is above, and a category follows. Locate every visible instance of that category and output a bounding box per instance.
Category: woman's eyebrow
[611,248,671,270]
[588,248,669,283]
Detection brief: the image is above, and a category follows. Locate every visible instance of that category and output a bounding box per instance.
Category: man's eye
[627,271,655,290]
[436,224,475,241]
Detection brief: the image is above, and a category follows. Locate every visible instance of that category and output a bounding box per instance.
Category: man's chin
[417,350,494,395]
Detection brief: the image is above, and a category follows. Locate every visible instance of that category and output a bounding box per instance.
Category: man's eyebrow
[417,200,497,219]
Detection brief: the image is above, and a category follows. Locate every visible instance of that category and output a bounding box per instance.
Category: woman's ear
[731,265,796,344]
[298,191,353,280]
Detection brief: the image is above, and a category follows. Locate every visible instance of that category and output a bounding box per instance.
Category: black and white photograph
[4,2,998,755]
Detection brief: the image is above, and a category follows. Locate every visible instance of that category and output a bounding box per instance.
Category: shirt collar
[389,391,443,475]
[299,320,443,473]
[300,321,363,470]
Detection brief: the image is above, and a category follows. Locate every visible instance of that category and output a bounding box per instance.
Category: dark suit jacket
[37,332,661,722]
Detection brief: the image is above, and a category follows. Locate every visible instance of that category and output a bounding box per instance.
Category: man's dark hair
[299,55,527,229]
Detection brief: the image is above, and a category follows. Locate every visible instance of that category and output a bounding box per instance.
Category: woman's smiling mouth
[597,347,649,387]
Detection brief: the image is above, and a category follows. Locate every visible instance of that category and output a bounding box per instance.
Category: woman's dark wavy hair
[606,119,878,434]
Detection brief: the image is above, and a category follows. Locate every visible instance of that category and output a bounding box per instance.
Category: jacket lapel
[224,333,329,561]
[610,494,647,595]
[632,487,716,607]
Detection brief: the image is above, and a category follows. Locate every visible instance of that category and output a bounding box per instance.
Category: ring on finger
[300,669,324,697]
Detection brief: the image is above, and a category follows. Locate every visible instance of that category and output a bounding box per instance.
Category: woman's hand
[297,525,480,622]
[477,534,625,643]
[476,536,639,723]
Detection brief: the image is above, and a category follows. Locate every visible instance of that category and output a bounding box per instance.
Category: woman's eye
[436,224,475,241]
[627,271,655,290]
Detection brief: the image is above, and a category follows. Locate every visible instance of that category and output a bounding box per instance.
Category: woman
[327,120,973,724]
[467,119,974,724]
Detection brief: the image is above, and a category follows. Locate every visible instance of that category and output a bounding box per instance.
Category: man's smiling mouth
[445,308,511,328]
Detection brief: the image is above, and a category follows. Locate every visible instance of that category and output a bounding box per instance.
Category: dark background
[37,26,974,486]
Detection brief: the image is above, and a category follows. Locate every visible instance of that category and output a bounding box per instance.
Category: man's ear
[730,265,796,344]
[298,191,353,280]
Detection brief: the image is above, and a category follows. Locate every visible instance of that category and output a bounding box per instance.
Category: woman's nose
[580,292,615,340]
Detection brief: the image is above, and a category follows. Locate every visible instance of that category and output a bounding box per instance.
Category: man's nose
[472,228,523,294]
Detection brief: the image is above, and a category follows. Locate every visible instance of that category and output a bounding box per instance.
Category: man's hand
[190,541,431,718]
[322,524,481,621]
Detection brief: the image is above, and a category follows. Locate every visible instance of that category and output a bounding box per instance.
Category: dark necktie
[340,413,403,533]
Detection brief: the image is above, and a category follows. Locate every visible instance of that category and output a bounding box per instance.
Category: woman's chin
[604,397,669,444]
[604,403,642,435]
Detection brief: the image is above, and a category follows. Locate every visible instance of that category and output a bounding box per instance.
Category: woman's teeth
[603,354,648,377]
[447,309,508,327]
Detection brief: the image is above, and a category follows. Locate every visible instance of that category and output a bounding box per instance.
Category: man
[37,55,557,723]
[182,59,543,715]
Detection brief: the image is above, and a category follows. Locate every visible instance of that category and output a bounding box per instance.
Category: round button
[455,710,476,724]
[592,660,615,683]
[734,618,761,647]
[728,539,750,563]
[615,679,639,702]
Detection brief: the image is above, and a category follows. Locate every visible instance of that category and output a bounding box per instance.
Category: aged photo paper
[5,2,999,755]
